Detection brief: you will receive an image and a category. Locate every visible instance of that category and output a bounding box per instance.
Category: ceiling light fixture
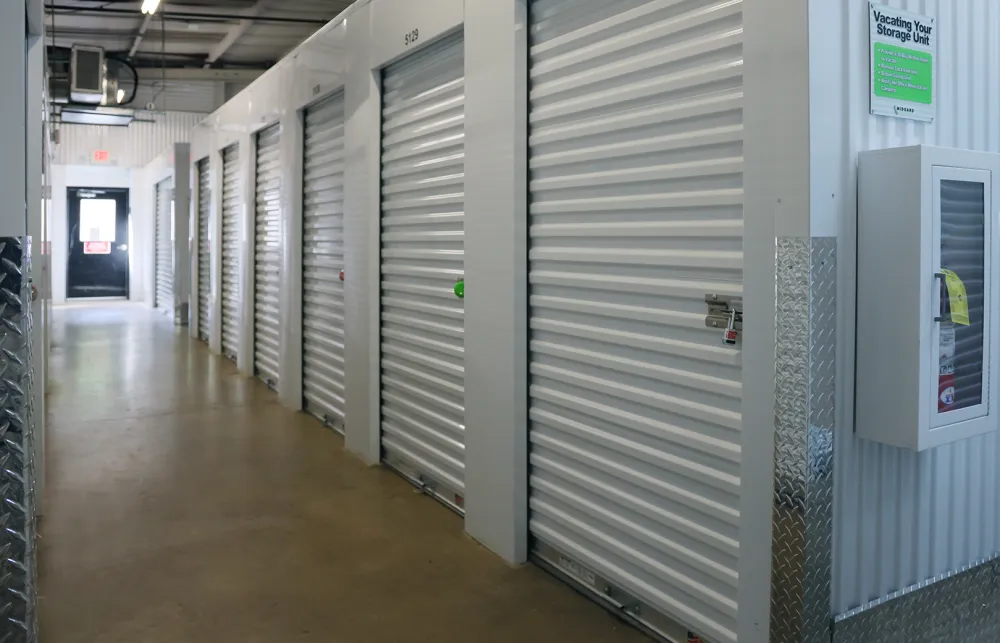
[116,89,125,104]
[140,0,161,15]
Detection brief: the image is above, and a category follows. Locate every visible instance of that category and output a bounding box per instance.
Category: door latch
[705,295,743,345]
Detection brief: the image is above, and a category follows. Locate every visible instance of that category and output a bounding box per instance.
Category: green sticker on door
[454,279,464,299]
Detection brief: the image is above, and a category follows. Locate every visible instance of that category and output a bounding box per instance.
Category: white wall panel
[369,0,464,66]
[463,0,529,566]
[54,112,205,167]
[342,0,382,464]
[0,1,25,238]
[814,0,1000,614]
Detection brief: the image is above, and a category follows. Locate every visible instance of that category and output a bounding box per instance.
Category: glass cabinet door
[931,166,992,428]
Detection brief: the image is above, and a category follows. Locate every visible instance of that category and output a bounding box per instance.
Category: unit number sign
[404,28,419,47]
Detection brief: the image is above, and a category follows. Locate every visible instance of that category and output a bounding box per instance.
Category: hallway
[39,304,648,643]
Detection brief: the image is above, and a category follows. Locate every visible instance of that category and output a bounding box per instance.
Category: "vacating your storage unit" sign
[870,2,936,122]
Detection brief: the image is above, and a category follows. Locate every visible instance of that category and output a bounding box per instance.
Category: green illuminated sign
[872,43,932,105]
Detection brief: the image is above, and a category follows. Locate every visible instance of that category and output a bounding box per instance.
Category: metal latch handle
[934,272,947,323]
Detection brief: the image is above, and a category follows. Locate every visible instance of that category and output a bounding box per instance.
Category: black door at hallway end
[67,187,130,299]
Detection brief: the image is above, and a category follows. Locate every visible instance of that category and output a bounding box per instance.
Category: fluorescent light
[61,107,134,127]
[116,89,125,103]
[141,0,161,15]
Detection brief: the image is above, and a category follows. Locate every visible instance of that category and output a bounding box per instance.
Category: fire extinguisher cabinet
[856,145,1000,451]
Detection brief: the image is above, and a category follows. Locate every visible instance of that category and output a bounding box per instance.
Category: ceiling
[46,0,354,113]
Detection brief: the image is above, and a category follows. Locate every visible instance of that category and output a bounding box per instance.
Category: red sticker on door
[83,241,111,255]
[938,325,956,413]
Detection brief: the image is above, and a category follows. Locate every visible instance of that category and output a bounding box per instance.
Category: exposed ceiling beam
[127,14,153,59]
[135,67,264,82]
[203,0,269,68]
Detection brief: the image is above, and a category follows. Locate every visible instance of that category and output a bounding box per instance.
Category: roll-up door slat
[221,144,240,362]
[302,93,347,431]
[527,2,744,642]
[154,178,173,313]
[197,158,211,342]
[254,124,282,388]
[380,32,466,511]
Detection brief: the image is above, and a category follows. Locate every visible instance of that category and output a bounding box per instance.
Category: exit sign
[93,150,110,163]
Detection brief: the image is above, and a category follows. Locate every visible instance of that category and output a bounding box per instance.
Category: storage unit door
[379,33,466,510]
[302,93,347,430]
[197,158,211,342]
[154,178,172,312]
[527,2,744,642]
[221,144,240,361]
[253,124,282,388]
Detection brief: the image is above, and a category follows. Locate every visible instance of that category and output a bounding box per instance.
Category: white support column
[462,0,529,564]
[172,143,192,326]
[343,0,381,464]
[189,156,201,339]
[0,1,26,238]
[278,110,305,410]
[209,144,225,354]
[741,0,813,640]
[26,24,44,516]
[238,133,257,376]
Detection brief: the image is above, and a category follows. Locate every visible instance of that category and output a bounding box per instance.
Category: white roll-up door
[254,124,282,388]
[154,178,173,312]
[196,158,211,342]
[379,33,466,510]
[527,2,744,642]
[302,93,347,430]
[221,144,241,362]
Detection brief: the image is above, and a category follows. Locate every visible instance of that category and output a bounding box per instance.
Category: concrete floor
[39,303,649,643]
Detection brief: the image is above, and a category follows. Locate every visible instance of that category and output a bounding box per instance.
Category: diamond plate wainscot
[0,237,37,642]
[833,554,1000,642]
[770,238,836,643]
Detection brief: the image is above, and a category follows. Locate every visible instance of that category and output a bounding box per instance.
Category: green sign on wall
[870,3,936,122]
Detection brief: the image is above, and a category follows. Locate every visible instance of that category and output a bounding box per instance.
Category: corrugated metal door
[379,33,466,510]
[154,178,172,312]
[253,124,282,388]
[527,2,744,642]
[302,93,347,430]
[196,158,211,342]
[221,144,241,361]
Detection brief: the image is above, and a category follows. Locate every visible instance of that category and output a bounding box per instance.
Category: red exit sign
[93,149,110,163]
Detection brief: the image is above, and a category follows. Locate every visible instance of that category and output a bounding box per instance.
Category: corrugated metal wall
[832,0,1000,614]
[53,111,205,167]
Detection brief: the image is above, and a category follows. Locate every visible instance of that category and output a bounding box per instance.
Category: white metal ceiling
[47,0,352,112]
[46,1,351,64]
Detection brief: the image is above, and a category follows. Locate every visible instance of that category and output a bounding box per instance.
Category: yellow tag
[941,269,970,326]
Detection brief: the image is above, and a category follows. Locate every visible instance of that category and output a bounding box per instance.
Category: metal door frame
[65,186,130,300]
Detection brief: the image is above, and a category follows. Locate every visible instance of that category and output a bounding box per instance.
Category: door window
[931,166,992,429]
[79,198,117,242]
